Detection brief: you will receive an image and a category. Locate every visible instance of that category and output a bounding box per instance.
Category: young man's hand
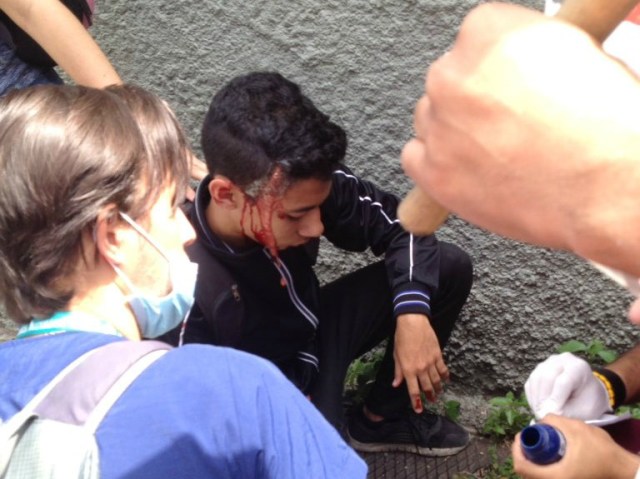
[393,313,448,412]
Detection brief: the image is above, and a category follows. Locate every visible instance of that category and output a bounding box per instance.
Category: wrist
[593,367,627,409]
[396,313,431,326]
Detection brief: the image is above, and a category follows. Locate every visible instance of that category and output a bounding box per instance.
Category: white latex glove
[543,0,561,16]
[524,352,612,420]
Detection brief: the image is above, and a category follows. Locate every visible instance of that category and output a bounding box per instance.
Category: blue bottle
[520,423,566,465]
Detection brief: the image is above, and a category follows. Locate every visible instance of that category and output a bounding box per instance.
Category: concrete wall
[3,0,639,397]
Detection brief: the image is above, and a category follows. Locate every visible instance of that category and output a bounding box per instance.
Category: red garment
[604,419,640,454]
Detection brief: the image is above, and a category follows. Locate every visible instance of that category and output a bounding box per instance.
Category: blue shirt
[0,332,367,478]
[0,35,62,97]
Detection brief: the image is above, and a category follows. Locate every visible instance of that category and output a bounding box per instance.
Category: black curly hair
[201,72,347,194]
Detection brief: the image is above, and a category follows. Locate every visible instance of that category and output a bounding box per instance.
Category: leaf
[557,340,587,353]
[444,400,461,422]
[597,350,618,364]
[505,409,515,426]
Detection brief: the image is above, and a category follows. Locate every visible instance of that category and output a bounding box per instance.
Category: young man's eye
[278,212,303,222]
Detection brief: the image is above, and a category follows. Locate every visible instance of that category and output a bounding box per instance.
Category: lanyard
[16,311,122,339]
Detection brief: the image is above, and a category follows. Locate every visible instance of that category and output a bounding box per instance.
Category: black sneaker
[347,407,470,457]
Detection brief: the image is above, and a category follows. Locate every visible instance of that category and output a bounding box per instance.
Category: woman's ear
[94,207,131,266]
[208,176,243,209]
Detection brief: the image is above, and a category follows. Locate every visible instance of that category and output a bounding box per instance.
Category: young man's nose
[299,208,324,238]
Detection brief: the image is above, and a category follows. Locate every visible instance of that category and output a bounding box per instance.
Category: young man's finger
[436,358,450,381]
[392,360,404,388]
[404,376,424,413]
[424,368,442,400]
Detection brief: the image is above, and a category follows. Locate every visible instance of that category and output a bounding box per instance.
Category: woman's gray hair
[0,85,190,324]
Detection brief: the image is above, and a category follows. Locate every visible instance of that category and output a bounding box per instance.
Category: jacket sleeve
[320,165,440,318]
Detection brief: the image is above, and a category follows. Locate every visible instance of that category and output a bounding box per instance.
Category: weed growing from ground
[344,348,384,404]
[482,391,533,439]
[556,339,618,364]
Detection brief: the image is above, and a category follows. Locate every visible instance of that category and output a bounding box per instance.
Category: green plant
[482,391,533,439]
[616,403,640,419]
[344,350,384,403]
[556,339,618,364]
[443,399,461,422]
[481,446,519,479]
[424,398,463,423]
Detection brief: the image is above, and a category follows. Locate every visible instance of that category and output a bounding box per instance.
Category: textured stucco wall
[3,0,640,397]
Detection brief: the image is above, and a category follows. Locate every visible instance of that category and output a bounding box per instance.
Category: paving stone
[359,435,505,479]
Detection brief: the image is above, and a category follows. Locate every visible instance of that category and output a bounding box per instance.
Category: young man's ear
[208,176,243,209]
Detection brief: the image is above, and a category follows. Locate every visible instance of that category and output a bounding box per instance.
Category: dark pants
[310,241,473,429]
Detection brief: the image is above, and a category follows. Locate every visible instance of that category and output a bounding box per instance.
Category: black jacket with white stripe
[172,165,440,394]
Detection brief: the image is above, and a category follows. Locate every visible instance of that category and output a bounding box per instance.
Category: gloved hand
[524,352,612,421]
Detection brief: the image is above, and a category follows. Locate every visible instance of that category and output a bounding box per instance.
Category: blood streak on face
[239,167,288,259]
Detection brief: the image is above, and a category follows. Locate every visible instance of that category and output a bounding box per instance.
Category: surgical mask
[110,212,198,338]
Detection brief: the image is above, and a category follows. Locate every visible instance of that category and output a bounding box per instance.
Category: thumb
[536,398,563,420]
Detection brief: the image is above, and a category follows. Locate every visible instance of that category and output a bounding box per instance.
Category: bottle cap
[521,424,566,465]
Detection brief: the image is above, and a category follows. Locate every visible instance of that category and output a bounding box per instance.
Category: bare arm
[554,0,638,43]
[1,0,121,87]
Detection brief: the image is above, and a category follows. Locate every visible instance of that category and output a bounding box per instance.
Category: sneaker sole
[347,433,469,457]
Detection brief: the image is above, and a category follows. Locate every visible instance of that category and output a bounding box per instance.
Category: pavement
[358,435,506,479]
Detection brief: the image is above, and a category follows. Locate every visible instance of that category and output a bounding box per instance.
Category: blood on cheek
[241,196,279,255]
[239,170,287,261]
[240,196,289,288]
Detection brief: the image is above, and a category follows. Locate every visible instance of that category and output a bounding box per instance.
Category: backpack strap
[84,346,168,432]
[0,340,171,475]
[34,340,171,426]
